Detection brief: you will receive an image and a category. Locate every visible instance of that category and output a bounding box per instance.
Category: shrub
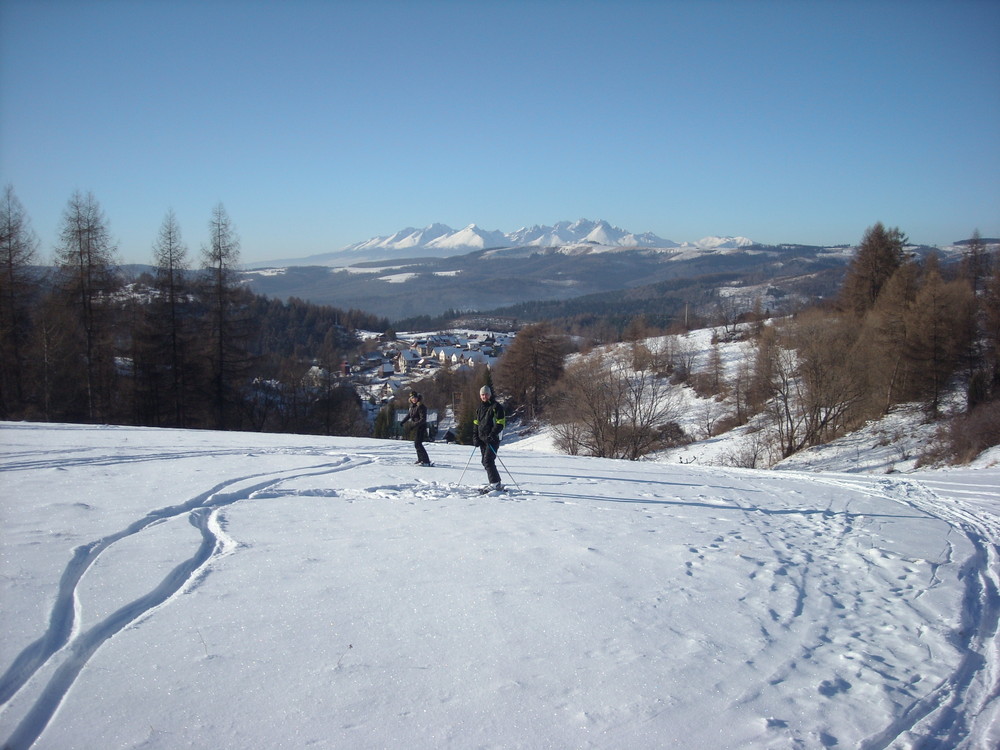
[947,401,1000,463]
[919,400,1000,466]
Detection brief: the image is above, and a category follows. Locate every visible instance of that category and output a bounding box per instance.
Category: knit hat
[409,391,421,400]
[480,385,491,397]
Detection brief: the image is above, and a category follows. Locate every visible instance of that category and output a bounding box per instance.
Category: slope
[1,423,998,749]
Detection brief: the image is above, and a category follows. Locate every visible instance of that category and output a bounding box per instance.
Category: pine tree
[374,403,394,439]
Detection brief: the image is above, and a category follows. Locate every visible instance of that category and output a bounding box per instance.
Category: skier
[401,391,431,466]
[473,385,506,492]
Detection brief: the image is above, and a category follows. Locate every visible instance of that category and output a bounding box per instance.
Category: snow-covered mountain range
[249,219,754,268]
[346,219,691,254]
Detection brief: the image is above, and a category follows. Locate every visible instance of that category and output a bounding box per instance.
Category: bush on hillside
[919,400,1000,466]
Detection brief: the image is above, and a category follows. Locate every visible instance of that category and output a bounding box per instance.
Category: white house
[433,346,466,365]
[396,349,421,372]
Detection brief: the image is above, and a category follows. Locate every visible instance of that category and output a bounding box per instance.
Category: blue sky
[2,0,998,265]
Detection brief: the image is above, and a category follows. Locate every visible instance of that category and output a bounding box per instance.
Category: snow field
[1,422,998,749]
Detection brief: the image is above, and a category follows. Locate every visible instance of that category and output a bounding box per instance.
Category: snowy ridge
[505,219,678,249]
[246,224,988,271]
[691,235,755,250]
[348,219,678,253]
[247,219,757,268]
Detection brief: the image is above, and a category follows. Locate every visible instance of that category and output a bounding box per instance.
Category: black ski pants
[479,440,501,484]
[414,428,430,464]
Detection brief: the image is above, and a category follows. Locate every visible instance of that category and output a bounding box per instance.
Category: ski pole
[457,444,478,486]
[490,443,520,491]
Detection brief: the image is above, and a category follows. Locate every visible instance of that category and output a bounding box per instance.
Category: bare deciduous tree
[549,351,681,460]
[781,310,866,447]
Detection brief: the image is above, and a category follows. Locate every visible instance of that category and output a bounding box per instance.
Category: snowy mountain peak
[495,219,680,250]
[425,224,507,250]
[248,220,754,268]
[693,236,755,250]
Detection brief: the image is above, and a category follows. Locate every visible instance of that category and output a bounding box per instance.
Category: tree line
[485,223,1000,465]
[0,187,387,433]
[5,187,996,464]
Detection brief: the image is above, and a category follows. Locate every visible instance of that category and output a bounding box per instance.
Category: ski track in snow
[2,434,998,749]
[525,466,1000,748]
[683,474,931,748]
[811,473,1000,748]
[0,453,374,750]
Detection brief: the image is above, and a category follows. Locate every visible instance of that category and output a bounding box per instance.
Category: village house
[395,349,421,373]
[433,346,465,365]
[342,330,517,429]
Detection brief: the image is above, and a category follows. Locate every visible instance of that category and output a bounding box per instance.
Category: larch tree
[136,210,195,426]
[198,203,249,430]
[52,190,122,422]
[0,185,39,418]
[961,229,990,298]
[495,322,569,421]
[905,269,977,417]
[856,260,921,415]
[983,264,1000,395]
[839,222,908,316]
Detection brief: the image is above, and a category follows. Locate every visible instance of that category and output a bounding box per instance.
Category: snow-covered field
[2,421,999,749]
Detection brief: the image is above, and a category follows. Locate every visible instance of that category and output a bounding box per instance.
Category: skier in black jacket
[473,385,506,490]
[401,391,431,466]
